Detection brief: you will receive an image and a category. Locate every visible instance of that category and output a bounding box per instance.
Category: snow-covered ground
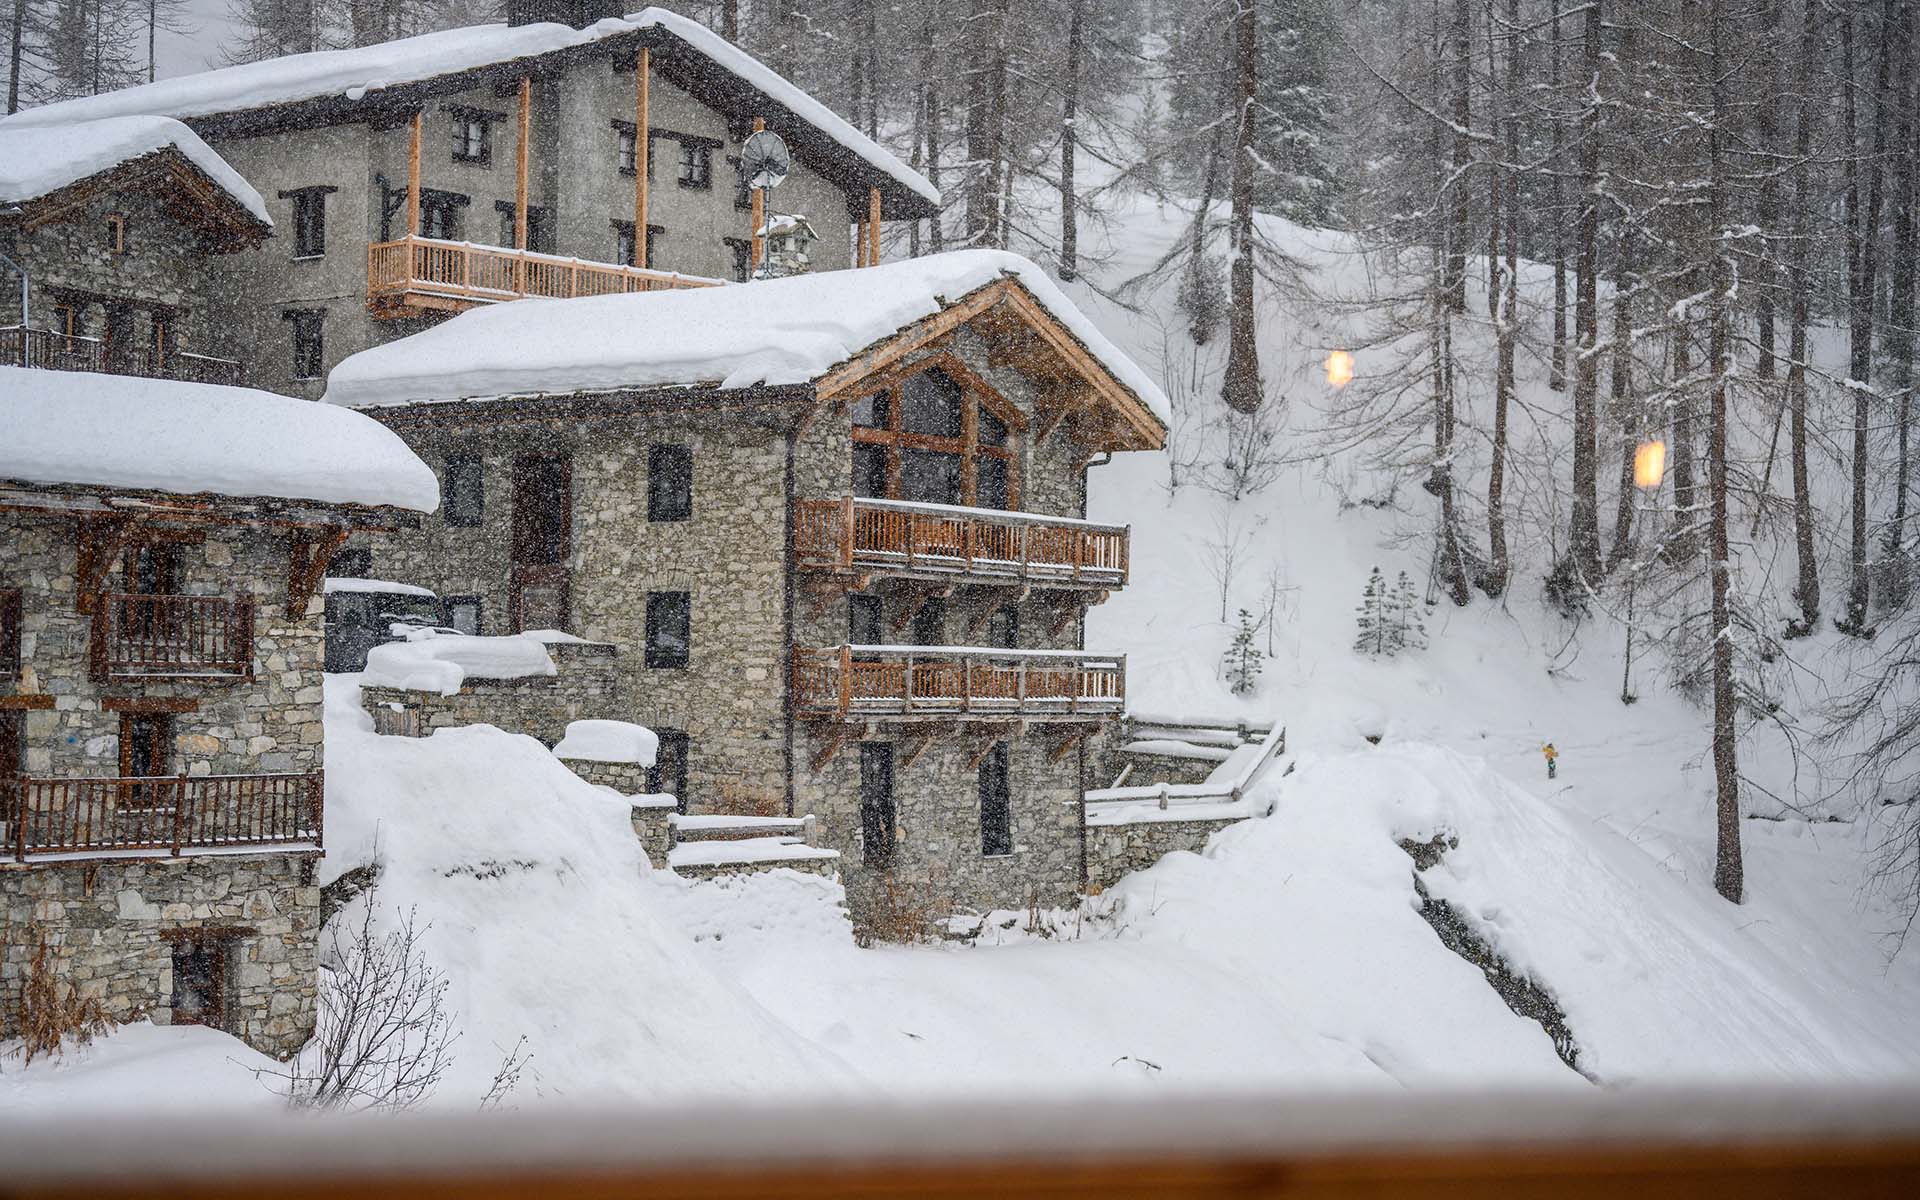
[8,187,1920,1111]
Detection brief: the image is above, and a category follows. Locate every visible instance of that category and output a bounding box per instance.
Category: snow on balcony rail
[795,495,1128,587]
[792,644,1125,720]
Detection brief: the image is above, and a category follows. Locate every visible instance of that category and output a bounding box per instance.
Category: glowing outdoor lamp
[1325,349,1355,389]
[1633,438,1667,490]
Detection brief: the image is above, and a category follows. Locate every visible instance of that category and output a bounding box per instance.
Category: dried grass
[12,930,113,1066]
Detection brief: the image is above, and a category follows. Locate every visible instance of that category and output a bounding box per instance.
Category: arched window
[850,361,1023,509]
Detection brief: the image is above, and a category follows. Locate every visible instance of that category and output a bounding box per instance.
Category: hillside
[8,194,1920,1111]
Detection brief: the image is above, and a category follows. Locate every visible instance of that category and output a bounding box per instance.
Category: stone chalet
[323,249,1169,923]
[0,366,437,1057]
[0,3,939,399]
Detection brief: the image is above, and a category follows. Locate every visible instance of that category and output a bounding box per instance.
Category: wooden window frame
[447,106,496,166]
[417,189,468,241]
[494,200,553,254]
[727,155,752,210]
[279,185,336,259]
[849,355,1028,509]
[166,933,231,1032]
[612,220,665,270]
[105,212,127,254]
[647,444,694,523]
[0,588,21,676]
[117,710,175,778]
[283,309,325,381]
[723,237,751,283]
[644,591,691,669]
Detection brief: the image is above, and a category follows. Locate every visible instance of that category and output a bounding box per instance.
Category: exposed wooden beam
[406,110,422,238]
[750,115,766,275]
[867,185,882,267]
[636,46,650,269]
[102,695,199,714]
[809,721,869,773]
[900,731,937,772]
[74,515,136,613]
[286,528,350,619]
[514,76,531,251]
[1047,730,1087,765]
[815,279,1018,400]
[888,583,955,635]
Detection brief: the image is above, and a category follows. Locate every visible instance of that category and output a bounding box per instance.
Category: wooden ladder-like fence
[89,593,254,679]
[2,772,322,861]
[794,497,1129,588]
[792,645,1125,720]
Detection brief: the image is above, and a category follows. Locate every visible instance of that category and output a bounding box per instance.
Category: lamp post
[1621,439,1667,704]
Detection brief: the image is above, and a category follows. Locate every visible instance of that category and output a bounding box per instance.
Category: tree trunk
[7,0,26,114]
[1669,331,1698,564]
[1221,0,1264,414]
[1060,0,1083,281]
[1786,0,1821,635]
[1568,0,1604,584]
[1484,0,1520,597]
[1706,0,1742,905]
[1608,228,1639,566]
[1549,6,1568,391]
[1445,0,1471,313]
[1883,0,1916,567]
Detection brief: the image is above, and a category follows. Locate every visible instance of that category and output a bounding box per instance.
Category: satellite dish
[741,129,791,190]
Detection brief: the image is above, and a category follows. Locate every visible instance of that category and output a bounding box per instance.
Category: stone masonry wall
[7,184,226,362]
[366,412,791,813]
[5,511,326,779]
[1085,816,1243,893]
[0,852,320,1058]
[359,643,625,745]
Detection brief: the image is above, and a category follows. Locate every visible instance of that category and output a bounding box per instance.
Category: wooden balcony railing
[0,325,244,386]
[367,236,721,312]
[793,644,1125,720]
[89,593,254,679]
[2,771,322,861]
[794,497,1129,589]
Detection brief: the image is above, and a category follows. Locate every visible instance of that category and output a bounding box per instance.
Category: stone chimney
[506,0,626,28]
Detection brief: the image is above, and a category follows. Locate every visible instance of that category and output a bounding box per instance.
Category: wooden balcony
[367,236,721,318]
[794,497,1129,591]
[89,593,254,680]
[2,771,321,861]
[792,644,1125,723]
[0,325,244,386]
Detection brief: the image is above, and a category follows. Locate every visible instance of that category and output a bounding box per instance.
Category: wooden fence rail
[794,496,1129,587]
[90,593,254,679]
[2,771,322,861]
[0,325,244,386]
[793,645,1125,720]
[367,237,720,307]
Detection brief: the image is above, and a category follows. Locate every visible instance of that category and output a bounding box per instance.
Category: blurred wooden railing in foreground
[1,1088,1916,1198]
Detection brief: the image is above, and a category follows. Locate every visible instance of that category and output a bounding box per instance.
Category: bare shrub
[11,931,113,1066]
[852,874,950,947]
[259,893,457,1112]
[707,781,783,817]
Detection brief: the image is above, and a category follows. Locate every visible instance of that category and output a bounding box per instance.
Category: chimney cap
[506,0,626,29]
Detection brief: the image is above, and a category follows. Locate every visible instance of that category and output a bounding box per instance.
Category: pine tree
[1354,567,1389,656]
[1223,608,1263,695]
[1392,571,1428,652]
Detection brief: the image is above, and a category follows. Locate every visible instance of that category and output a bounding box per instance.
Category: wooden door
[169,937,227,1029]
[119,712,173,778]
[0,710,21,837]
[509,453,573,631]
[102,304,135,373]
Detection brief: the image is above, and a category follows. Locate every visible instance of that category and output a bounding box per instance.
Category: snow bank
[0,367,438,511]
[553,719,658,766]
[0,116,269,224]
[321,577,436,597]
[668,837,839,868]
[318,677,843,1103]
[321,249,1169,428]
[0,12,935,207]
[361,631,555,696]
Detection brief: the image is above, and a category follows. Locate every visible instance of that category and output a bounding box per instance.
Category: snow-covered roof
[0,11,936,209]
[323,250,1172,431]
[363,630,556,695]
[0,116,270,226]
[0,367,437,511]
[322,577,439,597]
[553,719,659,766]
[757,213,814,238]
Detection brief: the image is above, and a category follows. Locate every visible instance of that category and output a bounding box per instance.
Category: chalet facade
[0,368,436,1056]
[0,4,938,399]
[324,251,1167,922]
[0,117,271,387]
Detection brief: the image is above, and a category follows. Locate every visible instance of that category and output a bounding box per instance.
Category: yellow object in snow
[1542,744,1558,761]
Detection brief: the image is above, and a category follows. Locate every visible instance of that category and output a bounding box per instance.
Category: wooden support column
[867,185,882,267]
[405,111,422,238]
[635,45,651,269]
[515,77,531,250]
[750,116,766,276]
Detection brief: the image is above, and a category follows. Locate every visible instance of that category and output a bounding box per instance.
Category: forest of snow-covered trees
[6,0,1920,929]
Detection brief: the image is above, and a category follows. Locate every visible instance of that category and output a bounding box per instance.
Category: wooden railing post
[839,645,853,717]
[842,494,856,569]
[89,599,110,681]
[236,595,256,676]
[311,769,325,848]
[12,775,27,862]
[903,652,914,712]
[170,773,188,856]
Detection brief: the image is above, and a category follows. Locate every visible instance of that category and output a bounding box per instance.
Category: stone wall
[628,796,676,867]
[5,511,327,779]
[1084,814,1243,893]
[6,183,226,364]
[359,642,625,746]
[0,851,320,1058]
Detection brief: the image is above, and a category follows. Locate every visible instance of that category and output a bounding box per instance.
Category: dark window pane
[901,369,963,437]
[848,594,883,645]
[979,406,1008,447]
[646,591,690,668]
[327,548,372,578]
[852,443,889,499]
[446,596,482,636]
[987,603,1019,650]
[444,456,484,527]
[909,597,944,647]
[648,444,693,522]
[618,127,637,174]
[979,742,1012,856]
[860,742,896,867]
[901,449,961,505]
[977,456,1010,510]
[171,939,225,1028]
[615,222,636,267]
[650,728,689,810]
[851,391,890,429]
[293,190,326,257]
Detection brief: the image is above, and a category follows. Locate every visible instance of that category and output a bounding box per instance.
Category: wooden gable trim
[995,285,1166,450]
[816,280,1020,401]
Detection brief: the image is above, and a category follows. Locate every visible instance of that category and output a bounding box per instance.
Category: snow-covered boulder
[362,631,555,696]
[553,719,658,767]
